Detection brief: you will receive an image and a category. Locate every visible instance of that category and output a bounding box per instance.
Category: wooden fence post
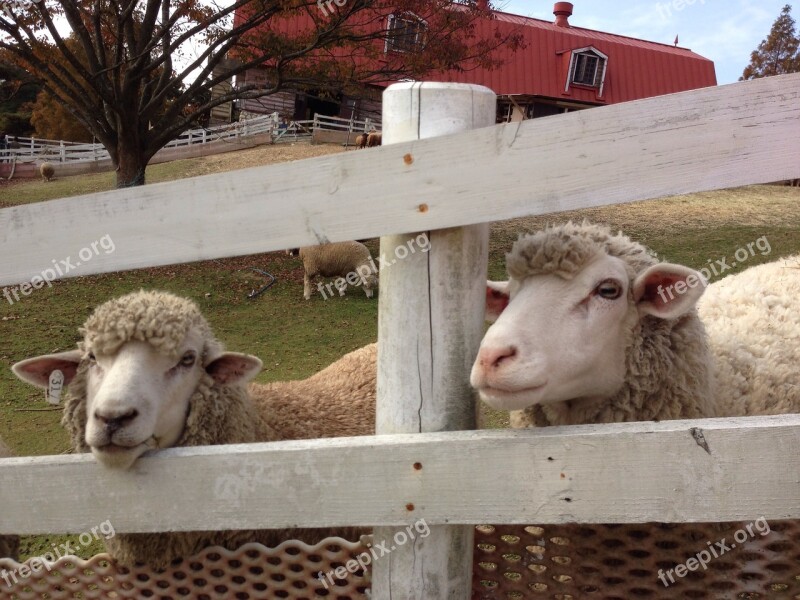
[372,82,495,599]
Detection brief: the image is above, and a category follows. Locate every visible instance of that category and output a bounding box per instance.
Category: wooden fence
[0,113,381,179]
[0,115,276,166]
[1,74,799,598]
[1,113,380,167]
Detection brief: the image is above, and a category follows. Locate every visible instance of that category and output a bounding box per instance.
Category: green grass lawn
[1,143,799,559]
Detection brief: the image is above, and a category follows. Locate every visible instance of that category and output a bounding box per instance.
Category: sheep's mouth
[478,383,547,411]
[91,441,152,469]
[91,433,158,452]
[95,442,137,453]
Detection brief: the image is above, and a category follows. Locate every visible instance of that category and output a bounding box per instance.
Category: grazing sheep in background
[367,130,382,147]
[290,241,378,300]
[39,162,54,181]
[0,438,20,561]
[355,133,368,149]
[12,290,377,568]
[471,221,800,427]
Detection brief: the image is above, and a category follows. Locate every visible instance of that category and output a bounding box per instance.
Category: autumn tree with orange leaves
[0,1,520,187]
[741,4,800,80]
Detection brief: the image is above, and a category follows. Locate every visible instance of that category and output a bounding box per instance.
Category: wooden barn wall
[339,94,383,122]
[240,69,298,118]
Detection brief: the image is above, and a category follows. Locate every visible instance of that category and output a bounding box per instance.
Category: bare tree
[0,1,521,187]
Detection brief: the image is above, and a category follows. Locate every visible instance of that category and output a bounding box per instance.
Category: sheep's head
[471,222,708,413]
[361,271,379,298]
[12,290,262,470]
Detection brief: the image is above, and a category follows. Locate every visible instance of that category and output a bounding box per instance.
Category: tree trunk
[113,104,148,188]
[115,144,148,188]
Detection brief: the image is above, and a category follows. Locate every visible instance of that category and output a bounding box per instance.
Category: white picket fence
[313,113,381,133]
[0,74,799,598]
[1,112,381,166]
[0,115,276,165]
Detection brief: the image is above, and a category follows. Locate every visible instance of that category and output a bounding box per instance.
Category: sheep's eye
[87,352,96,362]
[178,351,197,368]
[596,280,623,300]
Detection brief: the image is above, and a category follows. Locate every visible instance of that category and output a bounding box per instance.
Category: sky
[498,0,792,84]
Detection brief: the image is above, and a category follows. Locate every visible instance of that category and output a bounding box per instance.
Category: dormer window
[566,47,608,94]
[385,13,427,53]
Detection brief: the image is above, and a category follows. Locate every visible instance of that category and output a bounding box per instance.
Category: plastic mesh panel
[0,538,370,600]
[471,521,800,599]
[2,521,800,598]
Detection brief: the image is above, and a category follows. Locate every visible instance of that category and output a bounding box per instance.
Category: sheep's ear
[206,352,263,385]
[485,281,511,323]
[633,263,707,319]
[12,350,82,389]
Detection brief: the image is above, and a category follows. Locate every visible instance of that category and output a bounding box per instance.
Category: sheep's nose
[94,408,139,434]
[477,345,518,372]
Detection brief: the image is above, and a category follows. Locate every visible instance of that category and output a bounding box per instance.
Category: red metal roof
[236,4,717,105]
[435,9,717,104]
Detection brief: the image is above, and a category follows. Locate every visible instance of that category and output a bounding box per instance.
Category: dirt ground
[168,142,348,178]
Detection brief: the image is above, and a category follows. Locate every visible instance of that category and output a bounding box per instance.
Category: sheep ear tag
[47,369,65,405]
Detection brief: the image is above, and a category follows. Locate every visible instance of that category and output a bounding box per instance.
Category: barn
[233,2,717,124]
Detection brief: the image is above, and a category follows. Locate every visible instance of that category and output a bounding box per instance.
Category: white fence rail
[1,112,381,167]
[313,113,381,133]
[1,73,799,598]
[271,118,314,142]
[1,75,797,287]
[1,114,277,165]
[3,416,799,535]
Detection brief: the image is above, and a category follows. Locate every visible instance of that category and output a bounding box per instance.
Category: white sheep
[39,162,54,181]
[698,253,800,417]
[12,290,376,568]
[0,438,19,560]
[290,241,378,300]
[471,221,800,427]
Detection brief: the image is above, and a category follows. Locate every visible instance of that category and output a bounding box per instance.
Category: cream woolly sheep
[291,241,378,300]
[0,438,19,561]
[250,342,376,439]
[698,253,800,418]
[39,162,54,181]
[12,290,376,568]
[471,222,800,427]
